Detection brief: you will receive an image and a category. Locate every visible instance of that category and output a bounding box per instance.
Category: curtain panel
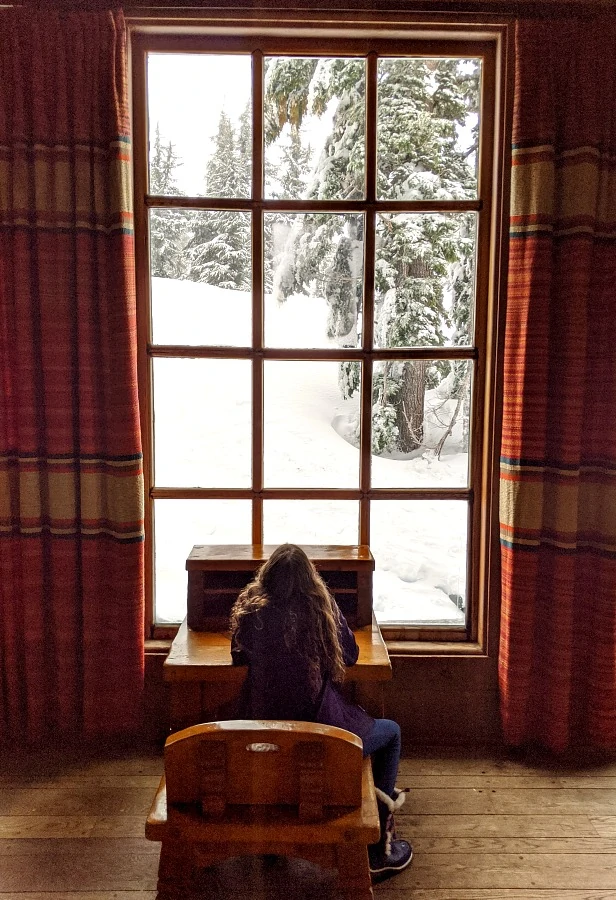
[0,10,144,741]
[500,16,616,751]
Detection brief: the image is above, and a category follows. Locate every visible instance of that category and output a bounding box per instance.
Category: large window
[132,27,506,642]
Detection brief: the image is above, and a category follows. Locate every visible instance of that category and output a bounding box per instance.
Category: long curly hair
[230,543,346,693]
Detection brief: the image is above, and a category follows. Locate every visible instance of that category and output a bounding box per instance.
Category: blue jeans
[362,718,401,798]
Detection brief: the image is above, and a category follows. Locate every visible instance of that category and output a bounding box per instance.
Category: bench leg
[335,843,374,900]
[157,840,194,900]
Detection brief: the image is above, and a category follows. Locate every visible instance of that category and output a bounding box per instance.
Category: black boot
[368,787,413,882]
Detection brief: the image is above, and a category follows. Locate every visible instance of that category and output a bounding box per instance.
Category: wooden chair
[146,720,380,899]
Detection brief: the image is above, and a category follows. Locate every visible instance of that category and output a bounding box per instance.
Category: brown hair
[230,543,346,691]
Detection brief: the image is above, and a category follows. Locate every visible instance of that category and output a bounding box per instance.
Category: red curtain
[0,10,144,742]
[500,16,616,751]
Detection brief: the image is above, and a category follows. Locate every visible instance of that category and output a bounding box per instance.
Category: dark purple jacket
[230,605,375,743]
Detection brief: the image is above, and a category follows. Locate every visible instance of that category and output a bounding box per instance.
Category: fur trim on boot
[374,786,407,813]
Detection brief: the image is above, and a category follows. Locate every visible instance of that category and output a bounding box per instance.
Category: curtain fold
[500,15,616,752]
[0,9,144,742]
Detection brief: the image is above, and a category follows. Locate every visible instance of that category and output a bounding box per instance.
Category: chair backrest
[164,720,364,821]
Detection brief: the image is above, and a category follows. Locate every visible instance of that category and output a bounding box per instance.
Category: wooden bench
[146,720,380,900]
[164,614,392,731]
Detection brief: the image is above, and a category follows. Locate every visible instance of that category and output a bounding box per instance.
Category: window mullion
[359,52,378,544]
[252,50,264,541]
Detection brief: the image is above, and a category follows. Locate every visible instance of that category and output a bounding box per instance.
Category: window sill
[146,636,488,658]
[145,638,173,654]
[386,640,488,657]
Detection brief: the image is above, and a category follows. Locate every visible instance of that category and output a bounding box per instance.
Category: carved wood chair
[146,720,380,899]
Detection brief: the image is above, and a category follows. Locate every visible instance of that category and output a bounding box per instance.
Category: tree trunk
[434,365,471,459]
[397,360,426,452]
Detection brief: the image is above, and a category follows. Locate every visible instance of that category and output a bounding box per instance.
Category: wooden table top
[186,543,375,570]
[164,615,391,684]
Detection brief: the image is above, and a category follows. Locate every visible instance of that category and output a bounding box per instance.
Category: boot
[368,787,413,881]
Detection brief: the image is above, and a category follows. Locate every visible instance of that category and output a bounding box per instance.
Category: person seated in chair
[230,543,412,880]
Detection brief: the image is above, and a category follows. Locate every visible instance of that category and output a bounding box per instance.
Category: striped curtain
[500,16,616,751]
[0,10,144,741]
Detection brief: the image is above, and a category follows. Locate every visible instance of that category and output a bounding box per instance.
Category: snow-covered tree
[279,126,312,200]
[186,111,251,289]
[447,211,476,452]
[150,123,183,195]
[263,56,479,453]
[149,124,188,279]
[236,103,252,198]
[265,124,313,293]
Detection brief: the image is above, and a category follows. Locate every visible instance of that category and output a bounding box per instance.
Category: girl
[230,543,412,880]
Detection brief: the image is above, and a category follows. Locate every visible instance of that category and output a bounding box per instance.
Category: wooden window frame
[130,14,512,651]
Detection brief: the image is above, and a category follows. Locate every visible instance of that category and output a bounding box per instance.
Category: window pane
[377,58,481,200]
[150,210,252,346]
[371,500,467,625]
[148,53,251,198]
[153,358,251,488]
[263,500,359,544]
[264,361,361,488]
[154,499,251,623]
[264,57,365,200]
[371,359,471,487]
[264,213,364,348]
[374,212,477,349]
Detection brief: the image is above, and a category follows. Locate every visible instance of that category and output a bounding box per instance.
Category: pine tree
[264,58,319,144]
[447,211,476,452]
[149,124,188,280]
[236,103,253,198]
[280,127,312,200]
[265,125,313,294]
[186,111,251,289]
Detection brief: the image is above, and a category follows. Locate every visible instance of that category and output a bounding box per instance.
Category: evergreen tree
[236,103,253,198]
[447,211,476,452]
[264,56,479,453]
[265,125,313,293]
[149,124,188,279]
[264,58,319,144]
[186,111,251,289]
[279,126,312,200]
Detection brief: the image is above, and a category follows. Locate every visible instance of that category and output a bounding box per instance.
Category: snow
[151,276,467,627]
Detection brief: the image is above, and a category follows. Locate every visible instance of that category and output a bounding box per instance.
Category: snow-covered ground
[152,277,468,626]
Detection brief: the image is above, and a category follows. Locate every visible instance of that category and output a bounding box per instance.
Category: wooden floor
[0,743,615,899]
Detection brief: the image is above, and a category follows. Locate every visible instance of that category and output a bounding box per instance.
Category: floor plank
[404,814,600,837]
[398,752,616,777]
[0,816,97,838]
[383,855,616,889]
[91,815,153,837]
[410,837,616,853]
[404,775,616,789]
[0,775,162,789]
[399,788,616,816]
[0,848,158,892]
[0,837,159,856]
[591,817,616,837]
[0,895,158,900]
[378,893,616,899]
[0,786,155,816]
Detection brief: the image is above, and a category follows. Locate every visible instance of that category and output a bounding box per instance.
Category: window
[132,24,506,643]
